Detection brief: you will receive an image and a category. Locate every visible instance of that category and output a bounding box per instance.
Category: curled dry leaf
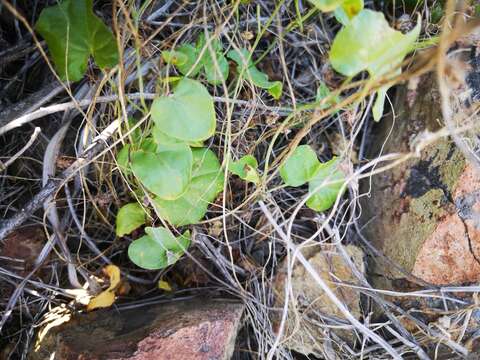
[86,265,121,311]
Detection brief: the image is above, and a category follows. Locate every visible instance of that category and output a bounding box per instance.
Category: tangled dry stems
[0,0,479,359]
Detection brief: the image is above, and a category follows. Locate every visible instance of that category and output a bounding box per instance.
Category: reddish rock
[361,38,480,286]
[31,299,244,360]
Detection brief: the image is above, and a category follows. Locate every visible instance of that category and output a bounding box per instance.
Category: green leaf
[131,144,192,200]
[333,0,364,25]
[330,10,420,77]
[116,203,146,237]
[116,138,157,175]
[306,157,346,212]
[227,48,283,100]
[280,145,320,187]
[162,44,202,76]
[151,78,216,142]
[203,53,229,85]
[229,155,260,184]
[315,82,341,109]
[163,33,228,84]
[308,0,344,12]
[146,227,191,254]
[35,0,118,81]
[372,87,388,122]
[162,49,188,67]
[196,33,229,85]
[329,10,420,120]
[152,126,203,151]
[117,144,131,174]
[153,148,224,226]
[128,227,191,270]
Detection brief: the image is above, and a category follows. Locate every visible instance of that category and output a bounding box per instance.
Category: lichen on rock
[271,244,364,356]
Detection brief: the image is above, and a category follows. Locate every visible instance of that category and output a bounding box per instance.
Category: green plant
[162,32,229,85]
[131,143,193,200]
[307,0,364,25]
[163,34,283,99]
[115,202,147,237]
[329,9,420,120]
[152,148,224,227]
[35,0,118,81]
[34,1,421,270]
[228,155,260,184]
[151,78,216,142]
[115,78,224,269]
[280,145,346,212]
[128,227,191,270]
[315,82,341,110]
[227,48,283,100]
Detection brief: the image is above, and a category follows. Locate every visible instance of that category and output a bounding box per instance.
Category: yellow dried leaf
[158,280,172,291]
[87,265,121,311]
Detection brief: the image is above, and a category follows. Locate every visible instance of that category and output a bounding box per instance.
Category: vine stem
[0,93,292,136]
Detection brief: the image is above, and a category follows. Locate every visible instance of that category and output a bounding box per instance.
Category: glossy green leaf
[306,157,346,212]
[116,203,146,237]
[153,148,224,226]
[151,78,216,142]
[35,0,118,81]
[228,48,283,100]
[329,10,420,120]
[229,155,260,184]
[131,144,192,200]
[128,227,191,270]
[280,145,320,187]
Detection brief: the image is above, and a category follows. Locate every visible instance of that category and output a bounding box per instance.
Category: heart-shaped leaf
[131,144,192,200]
[306,157,346,212]
[153,148,224,226]
[151,78,216,142]
[116,202,146,237]
[35,0,118,81]
[280,145,320,187]
[128,227,191,270]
